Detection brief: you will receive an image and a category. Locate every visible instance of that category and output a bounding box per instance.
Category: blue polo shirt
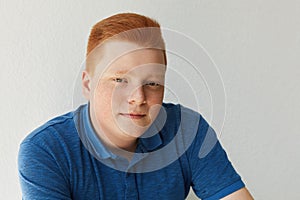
[18,103,245,200]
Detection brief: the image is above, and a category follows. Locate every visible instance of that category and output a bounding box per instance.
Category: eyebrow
[114,70,129,75]
[110,69,165,78]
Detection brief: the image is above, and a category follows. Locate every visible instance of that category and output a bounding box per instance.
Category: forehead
[96,40,166,76]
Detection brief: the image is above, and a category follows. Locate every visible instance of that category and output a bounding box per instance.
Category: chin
[121,126,150,138]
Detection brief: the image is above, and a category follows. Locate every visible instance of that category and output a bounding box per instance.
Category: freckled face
[88,41,166,142]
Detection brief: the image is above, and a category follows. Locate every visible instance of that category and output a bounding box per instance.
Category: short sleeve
[18,141,72,200]
[187,116,245,200]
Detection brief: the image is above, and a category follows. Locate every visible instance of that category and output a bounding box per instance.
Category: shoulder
[162,102,204,122]
[162,102,207,135]
[160,102,210,150]
[20,106,84,153]
[18,106,88,181]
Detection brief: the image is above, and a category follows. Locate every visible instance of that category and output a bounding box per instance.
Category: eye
[113,77,127,83]
[145,82,162,87]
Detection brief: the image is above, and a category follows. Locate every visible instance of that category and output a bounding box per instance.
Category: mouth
[120,113,147,119]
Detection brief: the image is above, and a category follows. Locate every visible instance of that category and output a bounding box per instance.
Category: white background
[1,0,300,199]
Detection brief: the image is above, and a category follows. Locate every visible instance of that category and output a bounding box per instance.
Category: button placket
[124,172,138,200]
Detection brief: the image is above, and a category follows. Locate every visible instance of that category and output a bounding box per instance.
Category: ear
[82,70,92,100]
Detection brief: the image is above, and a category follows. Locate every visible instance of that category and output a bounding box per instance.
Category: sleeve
[18,141,72,200]
[187,116,245,200]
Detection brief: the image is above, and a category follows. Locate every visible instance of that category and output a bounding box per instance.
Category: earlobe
[82,70,91,100]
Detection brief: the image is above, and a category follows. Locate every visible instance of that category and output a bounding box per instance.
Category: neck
[92,122,138,150]
[99,132,138,161]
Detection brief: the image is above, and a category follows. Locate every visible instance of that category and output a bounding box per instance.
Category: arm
[221,187,254,200]
[186,114,252,199]
[18,141,72,200]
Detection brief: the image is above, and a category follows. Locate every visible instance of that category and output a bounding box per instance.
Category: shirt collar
[74,103,115,159]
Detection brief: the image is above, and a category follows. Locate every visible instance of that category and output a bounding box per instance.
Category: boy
[18,13,253,199]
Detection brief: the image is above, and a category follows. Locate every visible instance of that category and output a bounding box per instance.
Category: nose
[128,85,146,105]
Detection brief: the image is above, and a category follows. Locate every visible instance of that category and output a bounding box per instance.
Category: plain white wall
[1,0,299,199]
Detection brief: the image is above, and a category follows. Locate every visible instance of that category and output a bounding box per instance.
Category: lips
[120,113,146,119]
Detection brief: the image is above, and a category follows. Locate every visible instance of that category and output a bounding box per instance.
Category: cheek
[93,85,125,114]
[146,90,164,104]
[92,84,112,113]
[146,91,164,121]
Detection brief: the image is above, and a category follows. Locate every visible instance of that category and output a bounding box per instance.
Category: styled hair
[86,13,167,75]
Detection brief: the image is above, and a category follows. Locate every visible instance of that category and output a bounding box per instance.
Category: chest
[70,158,190,200]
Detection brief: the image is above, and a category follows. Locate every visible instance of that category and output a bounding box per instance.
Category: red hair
[86,13,166,75]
